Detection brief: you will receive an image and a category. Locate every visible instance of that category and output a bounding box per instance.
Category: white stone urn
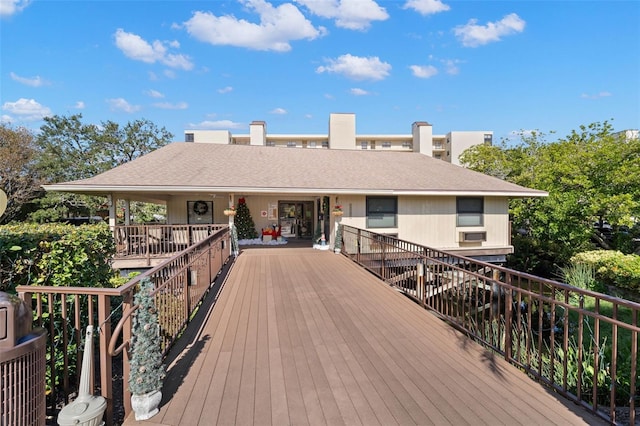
[131,389,162,421]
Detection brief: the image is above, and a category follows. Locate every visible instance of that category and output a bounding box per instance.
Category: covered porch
[108,192,340,269]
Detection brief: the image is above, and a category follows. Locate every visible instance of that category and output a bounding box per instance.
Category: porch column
[124,199,131,225]
[228,193,235,226]
[107,194,116,230]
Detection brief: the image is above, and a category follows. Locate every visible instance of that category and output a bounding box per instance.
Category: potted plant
[223,205,236,216]
[331,205,343,216]
[129,277,166,421]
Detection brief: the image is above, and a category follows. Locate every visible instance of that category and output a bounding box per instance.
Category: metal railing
[16,226,232,425]
[114,224,227,264]
[341,225,640,425]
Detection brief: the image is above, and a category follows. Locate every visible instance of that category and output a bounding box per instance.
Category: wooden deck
[124,248,606,425]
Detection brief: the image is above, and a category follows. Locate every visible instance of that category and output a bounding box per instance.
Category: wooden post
[98,295,114,426]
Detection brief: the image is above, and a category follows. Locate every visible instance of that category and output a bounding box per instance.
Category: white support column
[107,194,116,230]
[228,194,235,226]
[124,199,131,225]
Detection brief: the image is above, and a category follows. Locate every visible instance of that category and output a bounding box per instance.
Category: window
[457,197,484,226]
[484,134,493,145]
[360,141,368,150]
[321,141,329,148]
[367,196,397,228]
[266,140,275,147]
[185,133,194,142]
[187,200,213,224]
[382,142,391,148]
[287,141,297,148]
[402,141,412,149]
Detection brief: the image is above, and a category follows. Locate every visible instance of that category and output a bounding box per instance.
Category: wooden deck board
[126,248,607,426]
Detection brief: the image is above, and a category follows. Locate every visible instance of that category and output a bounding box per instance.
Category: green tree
[460,121,640,274]
[0,124,43,223]
[33,114,173,222]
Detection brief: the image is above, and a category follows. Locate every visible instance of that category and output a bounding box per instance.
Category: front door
[278,201,314,239]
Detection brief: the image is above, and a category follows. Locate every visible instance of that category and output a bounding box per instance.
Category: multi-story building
[185,113,493,166]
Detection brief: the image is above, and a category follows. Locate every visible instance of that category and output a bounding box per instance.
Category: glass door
[278,201,314,239]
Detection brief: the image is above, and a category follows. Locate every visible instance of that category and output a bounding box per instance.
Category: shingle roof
[44,143,547,197]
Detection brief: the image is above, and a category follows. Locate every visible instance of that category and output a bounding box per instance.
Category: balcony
[113,224,227,268]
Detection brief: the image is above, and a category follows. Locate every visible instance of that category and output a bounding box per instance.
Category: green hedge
[0,222,118,293]
[570,250,640,291]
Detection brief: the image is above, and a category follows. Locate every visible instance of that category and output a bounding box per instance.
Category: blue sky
[1,0,639,143]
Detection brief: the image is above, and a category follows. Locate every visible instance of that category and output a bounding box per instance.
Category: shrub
[0,223,119,397]
[570,250,640,291]
[0,222,117,292]
[559,262,597,290]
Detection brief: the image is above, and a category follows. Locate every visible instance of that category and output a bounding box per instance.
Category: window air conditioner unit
[459,231,487,242]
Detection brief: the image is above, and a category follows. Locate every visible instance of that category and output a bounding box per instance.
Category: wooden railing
[341,225,640,425]
[114,224,227,264]
[16,226,232,425]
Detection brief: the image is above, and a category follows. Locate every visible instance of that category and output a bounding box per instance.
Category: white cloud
[74,101,85,109]
[443,59,460,75]
[182,0,326,52]
[296,0,388,30]
[153,101,188,110]
[454,13,525,47]
[349,88,369,96]
[217,86,233,94]
[0,0,30,17]
[270,107,287,114]
[580,91,612,99]
[106,98,141,113]
[10,72,48,87]
[316,54,391,81]
[163,69,177,79]
[403,0,449,16]
[114,29,194,70]
[1,98,51,121]
[146,89,164,98]
[189,119,245,130]
[410,65,438,78]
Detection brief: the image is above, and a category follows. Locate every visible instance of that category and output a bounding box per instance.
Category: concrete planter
[131,389,162,421]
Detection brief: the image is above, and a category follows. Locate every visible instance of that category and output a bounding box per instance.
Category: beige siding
[331,195,511,252]
[166,194,511,253]
[166,195,226,224]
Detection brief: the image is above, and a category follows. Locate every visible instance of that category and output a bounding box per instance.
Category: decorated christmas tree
[235,197,258,240]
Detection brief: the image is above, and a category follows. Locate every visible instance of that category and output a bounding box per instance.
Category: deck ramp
[125,248,605,425]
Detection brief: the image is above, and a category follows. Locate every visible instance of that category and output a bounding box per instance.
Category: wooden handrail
[15,225,232,424]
